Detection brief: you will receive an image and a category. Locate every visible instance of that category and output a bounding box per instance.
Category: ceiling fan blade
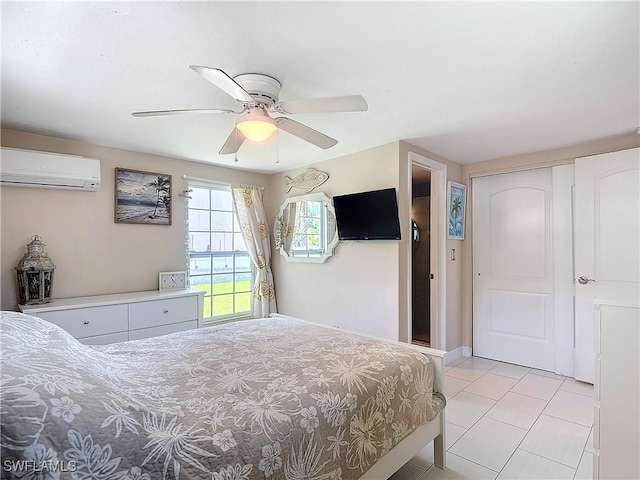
[219,128,246,155]
[132,108,237,117]
[275,117,338,149]
[277,95,368,114]
[190,66,254,104]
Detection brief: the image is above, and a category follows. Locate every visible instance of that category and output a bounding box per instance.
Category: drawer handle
[163,310,169,314]
[84,321,90,325]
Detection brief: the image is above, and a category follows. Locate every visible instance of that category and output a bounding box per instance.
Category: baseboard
[462,346,472,358]
[444,347,464,365]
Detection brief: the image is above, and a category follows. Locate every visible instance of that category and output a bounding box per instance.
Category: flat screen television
[333,188,401,240]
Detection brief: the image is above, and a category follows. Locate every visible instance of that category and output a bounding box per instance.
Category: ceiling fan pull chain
[275,129,280,164]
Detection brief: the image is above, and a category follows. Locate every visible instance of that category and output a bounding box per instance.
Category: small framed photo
[115,168,172,225]
[447,181,467,240]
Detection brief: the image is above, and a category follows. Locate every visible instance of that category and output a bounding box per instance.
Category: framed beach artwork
[447,181,466,240]
[115,168,172,225]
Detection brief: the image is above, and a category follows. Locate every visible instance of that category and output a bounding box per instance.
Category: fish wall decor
[283,168,329,193]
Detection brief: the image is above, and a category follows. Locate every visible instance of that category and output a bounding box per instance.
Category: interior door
[472,168,555,370]
[574,147,640,383]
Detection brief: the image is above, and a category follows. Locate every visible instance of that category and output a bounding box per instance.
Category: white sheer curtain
[282,201,298,254]
[231,185,277,317]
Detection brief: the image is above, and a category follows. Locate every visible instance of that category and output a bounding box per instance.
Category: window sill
[202,314,252,327]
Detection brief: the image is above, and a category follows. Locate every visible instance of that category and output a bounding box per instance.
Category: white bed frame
[270,314,446,479]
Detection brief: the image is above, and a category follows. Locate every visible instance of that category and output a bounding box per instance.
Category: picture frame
[447,181,467,240]
[115,168,172,225]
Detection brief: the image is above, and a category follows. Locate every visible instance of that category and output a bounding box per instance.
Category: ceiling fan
[132,66,368,155]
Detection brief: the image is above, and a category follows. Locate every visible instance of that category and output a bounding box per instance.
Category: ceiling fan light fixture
[236,117,277,142]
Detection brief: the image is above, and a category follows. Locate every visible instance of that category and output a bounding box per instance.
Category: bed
[0,311,446,480]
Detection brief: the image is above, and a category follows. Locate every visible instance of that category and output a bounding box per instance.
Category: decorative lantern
[15,235,56,305]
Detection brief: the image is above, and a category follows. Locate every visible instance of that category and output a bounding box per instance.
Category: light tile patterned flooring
[390,356,594,480]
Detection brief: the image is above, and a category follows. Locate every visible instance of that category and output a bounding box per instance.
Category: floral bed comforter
[0,312,445,480]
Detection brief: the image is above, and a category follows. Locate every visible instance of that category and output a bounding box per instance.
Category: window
[291,199,325,258]
[187,184,252,320]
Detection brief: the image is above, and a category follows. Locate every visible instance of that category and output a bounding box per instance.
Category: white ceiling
[2,1,638,174]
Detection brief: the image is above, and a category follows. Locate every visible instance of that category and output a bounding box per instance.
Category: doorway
[412,166,431,345]
[407,151,447,351]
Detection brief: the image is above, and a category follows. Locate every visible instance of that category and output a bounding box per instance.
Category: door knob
[577,276,595,285]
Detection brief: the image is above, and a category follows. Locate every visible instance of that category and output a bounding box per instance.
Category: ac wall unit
[0,147,101,191]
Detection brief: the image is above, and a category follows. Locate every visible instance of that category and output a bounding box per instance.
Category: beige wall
[268,142,403,340]
[0,128,269,311]
[459,133,640,350]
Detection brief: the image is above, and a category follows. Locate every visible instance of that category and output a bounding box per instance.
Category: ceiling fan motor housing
[233,73,281,107]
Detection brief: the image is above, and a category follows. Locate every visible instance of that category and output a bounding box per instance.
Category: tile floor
[390,356,594,480]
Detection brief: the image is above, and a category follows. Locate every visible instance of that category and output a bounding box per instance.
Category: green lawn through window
[191,280,252,317]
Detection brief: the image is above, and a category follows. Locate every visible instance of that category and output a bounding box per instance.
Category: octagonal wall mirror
[274,192,339,263]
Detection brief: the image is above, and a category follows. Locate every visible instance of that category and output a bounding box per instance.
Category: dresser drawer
[79,331,129,345]
[21,290,202,345]
[37,305,128,339]
[129,320,198,341]
[129,296,197,330]
[593,405,600,451]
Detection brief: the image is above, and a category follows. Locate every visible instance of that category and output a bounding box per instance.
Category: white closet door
[574,148,640,383]
[552,164,576,377]
[473,168,555,370]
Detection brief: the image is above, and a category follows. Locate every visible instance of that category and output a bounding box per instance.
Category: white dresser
[593,301,640,480]
[19,289,204,345]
